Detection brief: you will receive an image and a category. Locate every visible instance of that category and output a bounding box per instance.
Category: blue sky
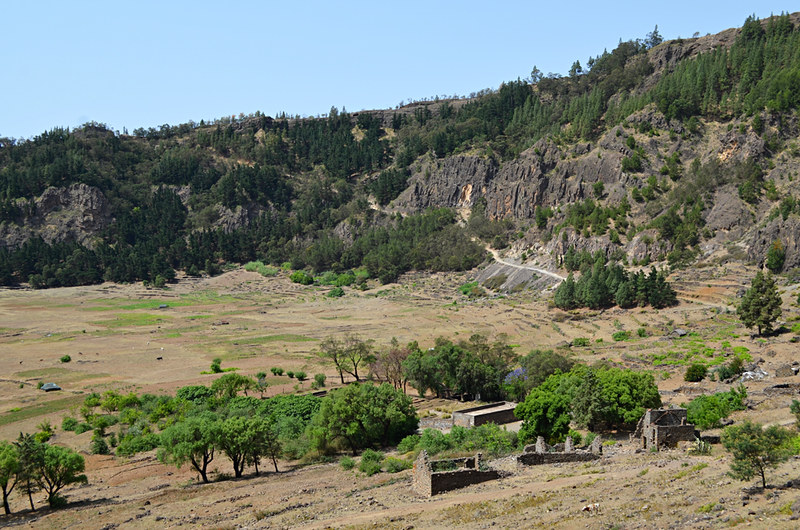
[1,1,795,139]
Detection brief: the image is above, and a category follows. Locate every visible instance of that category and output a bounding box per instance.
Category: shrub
[612,331,630,341]
[359,449,384,476]
[339,456,355,470]
[75,422,93,435]
[397,434,421,454]
[294,371,307,382]
[335,273,356,287]
[289,271,314,285]
[61,417,79,432]
[567,429,583,446]
[286,371,295,379]
[572,337,590,347]
[327,287,345,298]
[91,433,110,455]
[637,328,647,338]
[584,432,598,447]
[210,358,223,373]
[716,357,744,382]
[686,386,747,429]
[684,363,707,382]
[313,373,326,388]
[271,367,284,376]
[385,457,412,473]
[60,354,71,363]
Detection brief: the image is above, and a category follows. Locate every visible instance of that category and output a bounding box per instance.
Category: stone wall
[517,452,600,466]
[412,451,502,497]
[517,436,601,467]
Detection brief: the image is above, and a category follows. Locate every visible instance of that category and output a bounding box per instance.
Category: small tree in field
[737,271,782,335]
[0,441,19,514]
[721,421,791,489]
[36,444,87,507]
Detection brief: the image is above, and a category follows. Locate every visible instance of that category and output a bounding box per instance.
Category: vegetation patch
[90,313,169,328]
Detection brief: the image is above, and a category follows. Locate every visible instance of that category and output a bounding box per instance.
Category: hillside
[2,13,800,290]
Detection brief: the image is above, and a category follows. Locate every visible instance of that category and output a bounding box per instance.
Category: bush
[572,337,590,347]
[327,287,345,298]
[612,331,630,341]
[567,429,583,446]
[385,457,412,473]
[75,422,93,435]
[287,371,295,379]
[294,371,307,382]
[359,449,384,476]
[637,327,647,338]
[290,271,314,285]
[716,357,744,382]
[61,417,79,432]
[210,358,223,374]
[684,363,708,382]
[584,432,598,447]
[686,386,747,429]
[313,373,326,388]
[60,354,71,363]
[271,367,284,376]
[339,456,355,470]
[244,261,278,277]
[397,434,421,454]
[91,433,110,455]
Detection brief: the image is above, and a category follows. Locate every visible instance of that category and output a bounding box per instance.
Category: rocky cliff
[0,183,112,249]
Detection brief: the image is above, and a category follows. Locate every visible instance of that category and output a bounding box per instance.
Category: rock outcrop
[0,183,112,249]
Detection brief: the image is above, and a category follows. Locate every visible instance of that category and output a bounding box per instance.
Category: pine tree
[737,271,782,335]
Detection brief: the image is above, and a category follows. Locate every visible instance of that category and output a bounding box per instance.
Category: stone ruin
[517,435,602,466]
[633,408,697,450]
[411,450,504,496]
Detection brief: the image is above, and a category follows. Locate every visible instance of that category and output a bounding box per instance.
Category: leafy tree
[0,441,19,514]
[508,349,574,400]
[310,383,418,455]
[211,373,254,399]
[317,334,376,383]
[215,416,251,478]
[722,420,792,488]
[737,271,782,335]
[36,444,87,507]
[515,371,576,444]
[13,433,42,511]
[158,412,219,483]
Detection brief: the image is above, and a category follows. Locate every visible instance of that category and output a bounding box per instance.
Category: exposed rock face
[0,183,112,249]
[396,156,498,212]
[748,216,800,270]
[703,186,752,234]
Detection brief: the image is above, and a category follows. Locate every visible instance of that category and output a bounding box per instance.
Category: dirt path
[487,247,565,282]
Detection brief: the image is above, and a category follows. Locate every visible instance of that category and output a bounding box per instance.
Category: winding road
[486,247,566,282]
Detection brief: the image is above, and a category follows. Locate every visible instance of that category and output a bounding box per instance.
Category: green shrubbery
[686,386,747,429]
[684,363,707,382]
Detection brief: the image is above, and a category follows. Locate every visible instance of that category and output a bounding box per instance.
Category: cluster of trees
[401,335,517,402]
[514,365,661,443]
[52,375,417,488]
[554,260,677,310]
[0,435,86,514]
